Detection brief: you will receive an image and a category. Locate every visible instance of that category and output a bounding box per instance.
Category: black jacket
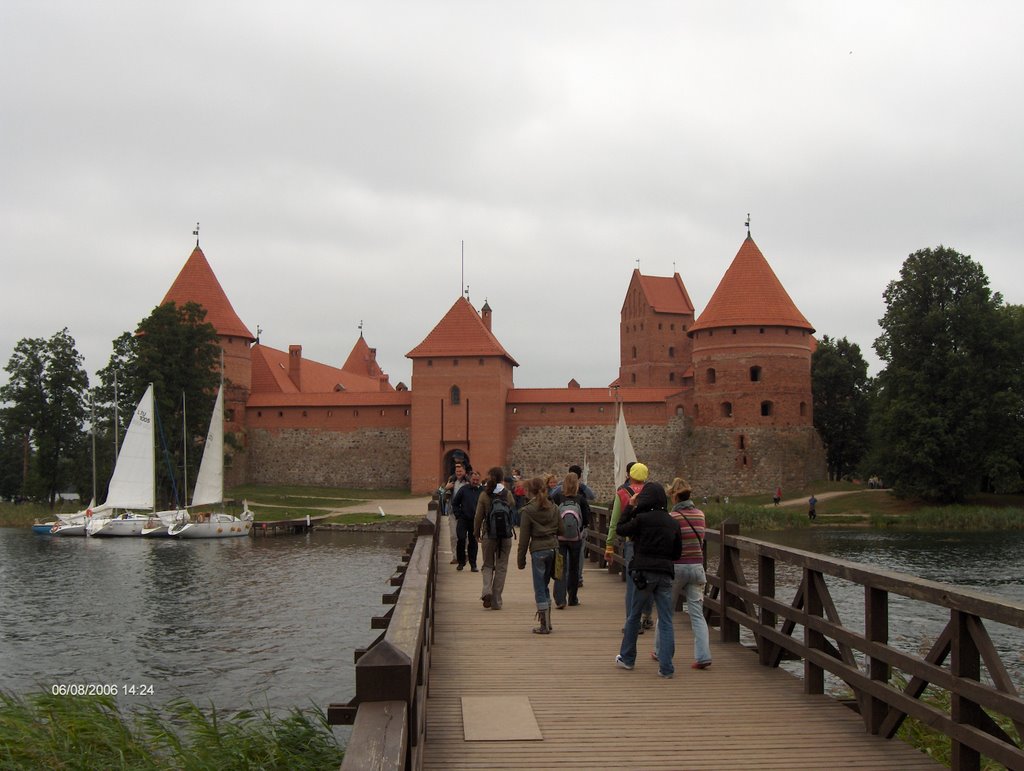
[451,483,483,522]
[616,506,682,577]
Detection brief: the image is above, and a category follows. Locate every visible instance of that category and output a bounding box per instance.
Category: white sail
[612,402,637,487]
[190,386,223,507]
[100,384,155,511]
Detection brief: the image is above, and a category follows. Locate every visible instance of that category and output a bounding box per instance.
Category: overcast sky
[2,2,1022,392]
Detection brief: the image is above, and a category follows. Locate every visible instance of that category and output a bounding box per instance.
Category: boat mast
[181,392,188,510]
[90,394,97,503]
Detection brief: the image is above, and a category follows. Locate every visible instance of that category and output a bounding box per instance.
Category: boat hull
[87,514,149,537]
[169,513,253,538]
[51,523,87,536]
[32,522,57,535]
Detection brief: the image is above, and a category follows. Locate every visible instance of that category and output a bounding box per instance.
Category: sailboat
[85,384,158,537]
[168,386,254,538]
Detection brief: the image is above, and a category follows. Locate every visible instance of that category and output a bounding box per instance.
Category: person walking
[604,462,655,633]
[614,481,682,678]
[808,494,817,521]
[443,463,470,564]
[516,477,563,634]
[663,478,712,670]
[474,467,516,610]
[773,486,782,506]
[451,469,483,571]
[550,471,590,608]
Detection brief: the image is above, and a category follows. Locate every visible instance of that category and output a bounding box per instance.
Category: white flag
[613,403,637,486]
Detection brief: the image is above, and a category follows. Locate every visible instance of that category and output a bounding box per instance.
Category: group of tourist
[441,459,712,677]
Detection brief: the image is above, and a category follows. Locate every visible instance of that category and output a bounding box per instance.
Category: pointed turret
[162,247,255,341]
[342,335,392,390]
[406,297,518,365]
[689,236,813,334]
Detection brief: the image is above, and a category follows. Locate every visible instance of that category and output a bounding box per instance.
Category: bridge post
[950,609,983,771]
[757,554,776,666]
[803,568,825,695]
[719,520,740,643]
[864,586,889,734]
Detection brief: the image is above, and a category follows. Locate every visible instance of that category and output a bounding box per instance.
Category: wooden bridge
[329,509,1024,770]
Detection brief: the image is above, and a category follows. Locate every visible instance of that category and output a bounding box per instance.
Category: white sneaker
[615,655,634,670]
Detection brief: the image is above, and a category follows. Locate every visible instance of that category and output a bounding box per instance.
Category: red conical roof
[342,335,392,389]
[406,297,518,365]
[162,247,255,340]
[689,236,813,334]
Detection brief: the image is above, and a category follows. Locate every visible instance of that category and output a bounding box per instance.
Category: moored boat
[168,387,254,539]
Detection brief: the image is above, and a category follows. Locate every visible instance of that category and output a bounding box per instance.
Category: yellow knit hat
[629,462,649,482]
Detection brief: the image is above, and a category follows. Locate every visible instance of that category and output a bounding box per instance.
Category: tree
[812,335,870,481]
[873,246,1014,501]
[0,329,89,505]
[95,302,221,508]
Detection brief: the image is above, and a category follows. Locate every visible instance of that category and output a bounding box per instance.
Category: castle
[161,235,826,499]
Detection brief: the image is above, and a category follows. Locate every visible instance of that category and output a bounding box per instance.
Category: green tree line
[812,246,1024,502]
[0,302,220,508]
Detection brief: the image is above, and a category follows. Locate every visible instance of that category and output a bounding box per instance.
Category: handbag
[554,550,565,580]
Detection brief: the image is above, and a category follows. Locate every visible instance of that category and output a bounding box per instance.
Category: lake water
[2,526,1022,718]
[749,527,1024,688]
[0,528,411,716]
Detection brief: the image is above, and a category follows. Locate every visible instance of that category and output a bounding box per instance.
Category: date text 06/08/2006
[50,683,155,697]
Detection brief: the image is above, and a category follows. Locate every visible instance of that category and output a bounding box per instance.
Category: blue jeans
[553,540,582,606]
[622,540,654,620]
[530,549,555,610]
[673,563,711,664]
[618,570,675,676]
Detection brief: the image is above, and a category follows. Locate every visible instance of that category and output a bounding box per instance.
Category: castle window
[761,401,773,417]
[706,368,716,384]
[257,411,262,418]
[785,329,790,335]
[658,323,662,330]
[327,410,333,417]
[675,405,684,416]
[512,407,518,414]
[669,372,675,382]
[668,346,675,358]
[302,410,307,417]
[721,402,732,418]
[632,346,637,360]
[670,323,675,331]
[708,330,713,337]
[759,327,765,334]
[450,386,461,406]
[599,406,605,413]
[453,359,459,366]
[404,409,410,416]
[750,366,762,382]
[640,323,644,331]
[732,328,737,335]
[428,359,433,366]
[479,358,484,366]
[800,402,807,417]
[738,434,745,450]
[353,410,359,416]
[631,373,636,384]
[277,411,283,417]
[380,409,385,416]
[569,407,575,413]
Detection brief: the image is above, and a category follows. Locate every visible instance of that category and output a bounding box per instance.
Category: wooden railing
[597,508,1024,770]
[328,508,439,771]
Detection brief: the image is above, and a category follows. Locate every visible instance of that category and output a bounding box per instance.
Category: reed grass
[871,505,1024,530]
[701,503,810,531]
[0,691,343,770]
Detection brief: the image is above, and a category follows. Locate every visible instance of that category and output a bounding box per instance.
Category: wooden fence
[327,508,439,770]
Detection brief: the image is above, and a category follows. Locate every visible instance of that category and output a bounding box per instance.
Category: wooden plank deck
[422,544,939,770]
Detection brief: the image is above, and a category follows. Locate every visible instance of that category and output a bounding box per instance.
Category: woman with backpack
[550,471,591,609]
[473,467,517,611]
[662,477,712,670]
[516,476,564,634]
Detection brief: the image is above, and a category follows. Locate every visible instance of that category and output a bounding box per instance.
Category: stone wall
[507,418,826,501]
[506,416,689,502]
[247,426,411,489]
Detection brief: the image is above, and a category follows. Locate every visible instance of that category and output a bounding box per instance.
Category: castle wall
[247,426,411,489]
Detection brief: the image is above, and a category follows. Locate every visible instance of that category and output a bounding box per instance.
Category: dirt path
[773,488,890,508]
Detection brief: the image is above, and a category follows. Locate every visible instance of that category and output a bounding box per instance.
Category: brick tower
[618,270,696,388]
[162,246,255,485]
[406,297,518,494]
